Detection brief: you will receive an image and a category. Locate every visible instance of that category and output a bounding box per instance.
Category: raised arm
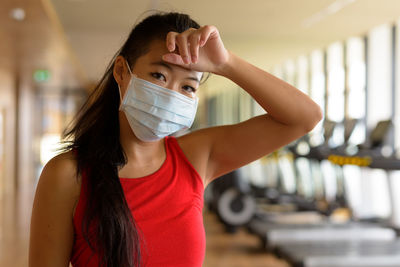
[219,51,322,131]
[162,25,323,186]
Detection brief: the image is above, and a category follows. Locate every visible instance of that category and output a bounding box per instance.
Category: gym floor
[0,189,289,267]
[203,209,290,267]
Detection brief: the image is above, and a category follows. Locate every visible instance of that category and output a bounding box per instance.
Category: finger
[166,31,177,52]
[175,33,191,64]
[199,25,216,47]
[162,53,185,66]
[188,33,201,64]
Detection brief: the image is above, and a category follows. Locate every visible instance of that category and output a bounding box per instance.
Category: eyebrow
[150,61,200,83]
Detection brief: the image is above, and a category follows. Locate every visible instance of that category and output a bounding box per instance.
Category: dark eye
[150,72,166,81]
[182,85,196,93]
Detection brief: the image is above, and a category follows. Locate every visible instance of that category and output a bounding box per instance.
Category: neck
[118,112,164,162]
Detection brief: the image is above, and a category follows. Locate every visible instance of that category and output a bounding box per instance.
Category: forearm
[217,52,323,130]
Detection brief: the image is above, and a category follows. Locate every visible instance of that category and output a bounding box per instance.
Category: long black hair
[62,12,200,267]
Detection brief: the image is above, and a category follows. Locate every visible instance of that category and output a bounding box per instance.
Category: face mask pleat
[124,106,184,133]
[125,99,196,126]
[133,77,197,104]
[125,115,167,142]
[125,80,198,119]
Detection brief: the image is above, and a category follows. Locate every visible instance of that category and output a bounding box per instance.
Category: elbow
[303,104,324,132]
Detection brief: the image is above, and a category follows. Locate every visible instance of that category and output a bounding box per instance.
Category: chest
[118,154,166,179]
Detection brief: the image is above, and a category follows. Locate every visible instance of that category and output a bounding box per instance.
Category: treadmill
[261,119,400,266]
[248,119,386,235]
[276,240,400,267]
[247,119,400,266]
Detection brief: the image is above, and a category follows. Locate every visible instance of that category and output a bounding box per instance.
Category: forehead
[138,39,203,80]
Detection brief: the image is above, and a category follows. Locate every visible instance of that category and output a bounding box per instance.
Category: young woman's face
[129,39,203,99]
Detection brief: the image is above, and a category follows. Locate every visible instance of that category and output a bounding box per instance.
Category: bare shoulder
[37,150,81,217]
[29,150,81,266]
[42,150,81,187]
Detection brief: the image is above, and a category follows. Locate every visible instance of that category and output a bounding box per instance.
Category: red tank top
[70,136,205,266]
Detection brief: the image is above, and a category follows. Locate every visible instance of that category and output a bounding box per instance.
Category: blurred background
[3,0,400,266]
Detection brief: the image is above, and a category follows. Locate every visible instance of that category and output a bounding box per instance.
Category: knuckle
[176,34,186,42]
[203,25,217,34]
[167,31,176,38]
[179,46,188,55]
[188,34,198,43]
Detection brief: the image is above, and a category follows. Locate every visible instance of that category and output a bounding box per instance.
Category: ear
[113,55,129,86]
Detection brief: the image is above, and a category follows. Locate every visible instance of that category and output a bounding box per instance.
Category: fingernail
[183,56,189,64]
[191,55,197,63]
[168,43,174,51]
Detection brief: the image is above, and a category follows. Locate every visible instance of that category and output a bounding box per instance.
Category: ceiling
[48,0,400,83]
[1,0,86,90]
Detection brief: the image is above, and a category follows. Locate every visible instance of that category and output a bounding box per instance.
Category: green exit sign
[33,69,51,82]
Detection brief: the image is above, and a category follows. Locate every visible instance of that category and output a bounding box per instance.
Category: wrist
[215,50,236,78]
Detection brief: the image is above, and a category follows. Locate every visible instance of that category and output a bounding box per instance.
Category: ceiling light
[302,0,357,28]
[10,7,26,21]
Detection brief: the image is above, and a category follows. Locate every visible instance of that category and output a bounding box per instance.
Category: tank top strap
[166,135,203,185]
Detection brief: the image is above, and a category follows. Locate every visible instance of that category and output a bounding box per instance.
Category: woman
[29,12,322,267]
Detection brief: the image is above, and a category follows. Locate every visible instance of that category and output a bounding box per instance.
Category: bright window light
[309,50,326,146]
[327,42,345,123]
[40,134,61,165]
[367,24,392,128]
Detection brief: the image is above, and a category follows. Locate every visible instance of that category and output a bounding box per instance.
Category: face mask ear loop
[119,59,135,110]
[125,59,133,75]
[125,60,138,80]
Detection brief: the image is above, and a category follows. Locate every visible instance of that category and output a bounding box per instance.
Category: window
[309,50,326,146]
[346,37,366,145]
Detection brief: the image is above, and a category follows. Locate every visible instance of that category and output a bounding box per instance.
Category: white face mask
[119,60,199,142]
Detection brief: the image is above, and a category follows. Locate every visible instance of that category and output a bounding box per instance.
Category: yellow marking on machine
[328,155,372,166]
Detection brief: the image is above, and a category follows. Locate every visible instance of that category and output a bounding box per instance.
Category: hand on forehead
[134,40,203,81]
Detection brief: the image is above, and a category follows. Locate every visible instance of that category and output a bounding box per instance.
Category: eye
[150,72,166,82]
[182,85,196,94]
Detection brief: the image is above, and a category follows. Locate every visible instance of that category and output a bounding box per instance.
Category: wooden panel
[0,0,88,197]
